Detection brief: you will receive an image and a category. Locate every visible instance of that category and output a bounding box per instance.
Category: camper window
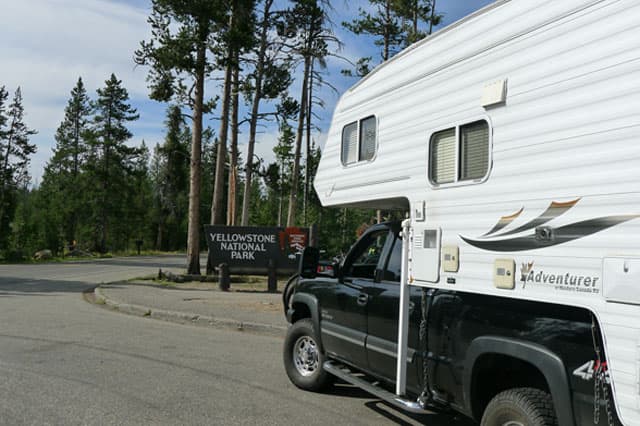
[460,121,489,180]
[359,116,376,161]
[341,116,377,166]
[429,119,489,185]
[342,122,358,165]
[430,128,456,184]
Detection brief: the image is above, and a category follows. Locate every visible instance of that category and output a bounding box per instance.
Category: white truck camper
[313,0,640,424]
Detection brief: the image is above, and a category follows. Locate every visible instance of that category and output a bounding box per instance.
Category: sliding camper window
[341,116,377,166]
[429,120,489,185]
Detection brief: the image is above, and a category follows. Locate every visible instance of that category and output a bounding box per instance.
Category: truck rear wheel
[481,388,557,426]
[283,319,332,391]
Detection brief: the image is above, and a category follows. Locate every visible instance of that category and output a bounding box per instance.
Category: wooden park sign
[204,226,309,275]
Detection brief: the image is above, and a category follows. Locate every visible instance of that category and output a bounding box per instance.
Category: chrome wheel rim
[293,335,319,377]
[502,422,525,426]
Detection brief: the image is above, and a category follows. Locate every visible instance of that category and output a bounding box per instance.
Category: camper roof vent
[481,79,507,108]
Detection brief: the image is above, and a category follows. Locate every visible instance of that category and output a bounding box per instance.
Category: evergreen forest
[0,0,441,271]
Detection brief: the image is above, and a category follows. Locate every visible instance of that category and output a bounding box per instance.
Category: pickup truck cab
[283,222,620,426]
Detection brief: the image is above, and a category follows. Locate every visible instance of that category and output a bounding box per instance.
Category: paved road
[0,256,472,425]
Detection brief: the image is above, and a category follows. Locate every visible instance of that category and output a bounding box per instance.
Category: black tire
[481,388,558,426]
[283,319,332,391]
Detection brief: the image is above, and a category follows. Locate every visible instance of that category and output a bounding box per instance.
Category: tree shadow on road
[76,258,187,269]
[0,276,93,296]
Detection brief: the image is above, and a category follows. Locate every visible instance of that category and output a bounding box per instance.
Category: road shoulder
[91,282,288,338]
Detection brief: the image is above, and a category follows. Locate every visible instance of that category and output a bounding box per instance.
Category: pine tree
[393,0,442,45]
[285,0,337,227]
[0,86,9,240]
[0,87,37,250]
[153,105,189,250]
[85,74,140,253]
[240,0,293,226]
[124,141,153,252]
[136,0,227,274]
[272,120,295,226]
[210,0,256,228]
[342,0,442,77]
[343,0,405,62]
[41,77,92,245]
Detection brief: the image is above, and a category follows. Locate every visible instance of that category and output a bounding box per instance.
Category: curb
[94,285,287,338]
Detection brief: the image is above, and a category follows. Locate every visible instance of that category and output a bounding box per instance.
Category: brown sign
[204,225,309,274]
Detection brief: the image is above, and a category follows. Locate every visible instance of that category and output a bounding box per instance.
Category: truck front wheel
[283,319,332,391]
[481,388,558,426]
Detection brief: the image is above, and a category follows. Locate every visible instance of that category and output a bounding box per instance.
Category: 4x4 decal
[461,198,639,252]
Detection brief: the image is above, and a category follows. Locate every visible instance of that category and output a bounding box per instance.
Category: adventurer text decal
[520,261,600,294]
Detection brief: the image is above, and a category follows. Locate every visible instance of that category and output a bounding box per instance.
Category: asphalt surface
[96,283,288,336]
[0,256,473,426]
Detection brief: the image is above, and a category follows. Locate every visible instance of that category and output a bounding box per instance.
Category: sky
[0,0,495,185]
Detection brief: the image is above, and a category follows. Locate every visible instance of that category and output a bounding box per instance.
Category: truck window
[383,236,402,282]
[345,230,388,280]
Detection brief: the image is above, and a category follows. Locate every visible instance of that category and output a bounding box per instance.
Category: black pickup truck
[282,221,621,426]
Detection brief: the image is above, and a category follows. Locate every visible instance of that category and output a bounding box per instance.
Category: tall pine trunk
[429,0,437,35]
[383,0,391,61]
[377,0,393,224]
[302,58,314,226]
[156,221,164,251]
[185,41,206,275]
[208,12,235,274]
[211,55,233,226]
[240,0,272,226]
[0,130,13,232]
[101,142,109,253]
[71,107,80,242]
[227,60,239,226]
[286,55,310,227]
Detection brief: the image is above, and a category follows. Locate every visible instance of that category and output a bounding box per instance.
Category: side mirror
[317,261,339,279]
[299,246,320,278]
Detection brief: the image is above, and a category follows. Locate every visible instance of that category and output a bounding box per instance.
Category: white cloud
[0,0,154,183]
[1,0,494,185]
[2,0,151,97]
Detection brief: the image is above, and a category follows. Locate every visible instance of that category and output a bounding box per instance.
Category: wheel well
[291,302,311,323]
[470,353,550,421]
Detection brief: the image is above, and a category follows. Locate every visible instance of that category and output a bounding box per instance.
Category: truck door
[365,232,423,393]
[320,227,390,368]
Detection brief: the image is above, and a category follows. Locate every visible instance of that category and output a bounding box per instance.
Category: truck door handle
[357,294,369,306]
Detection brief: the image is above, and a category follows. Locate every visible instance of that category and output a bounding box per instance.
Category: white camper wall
[314,0,640,423]
[315,0,640,208]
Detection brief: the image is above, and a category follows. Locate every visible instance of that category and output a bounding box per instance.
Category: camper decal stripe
[482,207,524,236]
[490,198,581,237]
[461,215,640,252]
